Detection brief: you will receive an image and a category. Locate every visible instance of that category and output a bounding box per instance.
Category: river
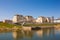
[0,28,60,40]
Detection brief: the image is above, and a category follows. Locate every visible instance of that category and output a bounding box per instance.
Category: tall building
[25,16,35,23]
[36,16,46,23]
[12,14,26,23]
[51,16,54,23]
[36,16,52,23]
[46,17,51,23]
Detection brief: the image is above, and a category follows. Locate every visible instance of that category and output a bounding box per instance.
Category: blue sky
[0,0,60,21]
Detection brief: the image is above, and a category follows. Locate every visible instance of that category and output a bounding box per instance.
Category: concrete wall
[22,27,31,31]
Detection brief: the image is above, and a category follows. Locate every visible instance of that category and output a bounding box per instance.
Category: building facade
[12,14,26,23]
[36,16,53,23]
[25,16,35,23]
[54,19,60,23]
[36,16,45,23]
[12,14,54,24]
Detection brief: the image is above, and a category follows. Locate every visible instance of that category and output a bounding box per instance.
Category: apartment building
[36,16,53,23]
[12,14,26,23]
[25,16,35,23]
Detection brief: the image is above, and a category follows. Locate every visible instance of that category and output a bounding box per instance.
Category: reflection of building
[3,20,12,24]
[12,31,17,39]
[36,29,52,37]
[12,28,55,40]
[36,30,43,37]
[46,29,50,36]
[12,31,33,40]
[12,31,23,40]
[42,28,55,40]
[36,16,54,23]
[35,28,55,39]
[12,14,26,23]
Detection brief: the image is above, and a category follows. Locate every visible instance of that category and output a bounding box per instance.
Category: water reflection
[12,28,56,40]
[12,30,33,40]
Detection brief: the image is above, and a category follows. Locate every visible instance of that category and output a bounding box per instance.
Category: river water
[0,28,60,40]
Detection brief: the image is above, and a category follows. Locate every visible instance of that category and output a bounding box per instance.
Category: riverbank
[0,27,22,32]
[0,22,60,31]
[0,22,22,31]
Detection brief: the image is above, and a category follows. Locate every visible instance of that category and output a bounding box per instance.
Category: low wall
[22,26,31,31]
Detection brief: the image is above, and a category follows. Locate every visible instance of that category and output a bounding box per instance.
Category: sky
[0,0,60,21]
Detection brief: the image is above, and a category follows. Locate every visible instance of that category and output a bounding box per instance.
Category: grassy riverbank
[23,23,54,27]
[0,22,22,31]
[0,22,60,32]
[0,22,21,28]
[0,22,60,28]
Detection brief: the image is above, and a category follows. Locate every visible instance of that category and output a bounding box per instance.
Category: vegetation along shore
[0,22,60,31]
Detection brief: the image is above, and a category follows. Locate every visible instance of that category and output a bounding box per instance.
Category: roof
[15,14,23,16]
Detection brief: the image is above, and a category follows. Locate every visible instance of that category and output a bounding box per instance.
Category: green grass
[23,23,54,26]
[0,22,22,28]
[0,22,60,28]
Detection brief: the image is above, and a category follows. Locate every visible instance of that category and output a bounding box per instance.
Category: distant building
[36,16,53,23]
[25,16,35,23]
[36,16,46,23]
[3,20,12,24]
[12,14,54,24]
[54,19,60,23]
[12,14,26,23]
[46,17,51,23]
[51,16,54,23]
[0,21,3,23]
[36,16,44,23]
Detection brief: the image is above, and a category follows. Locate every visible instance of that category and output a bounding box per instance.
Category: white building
[36,16,52,23]
[25,16,35,23]
[12,14,26,23]
[46,17,51,23]
[12,14,54,24]
[36,16,46,23]
[54,19,60,23]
